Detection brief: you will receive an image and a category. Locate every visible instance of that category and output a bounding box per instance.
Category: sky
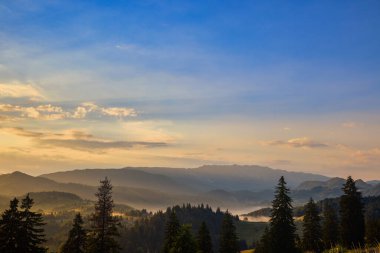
[0,0,379,179]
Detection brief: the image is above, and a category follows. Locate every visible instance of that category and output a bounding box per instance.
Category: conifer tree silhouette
[322,202,338,249]
[302,198,323,252]
[87,177,120,253]
[19,194,47,253]
[171,224,197,253]
[257,176,298,253]
[339,176,365,249]
[196,221,213,253]
[162,210,180,253]
[61,213,87,253]
[0,198,22,253]
[219,211,239,253]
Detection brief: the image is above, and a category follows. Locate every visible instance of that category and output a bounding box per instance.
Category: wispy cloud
[341,121,358,128]
[0,83,44,101]
[1,127,167,152]
[37,139,167,151]
[101,107,136,117]
[1,127,47,138]
[0,102,137,121]
[0,104,63,120]
[349,148,380,164]
[262,137,329,148]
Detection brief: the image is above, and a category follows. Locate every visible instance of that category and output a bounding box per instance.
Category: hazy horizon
[1,164,378,182]
[0,1,379,179]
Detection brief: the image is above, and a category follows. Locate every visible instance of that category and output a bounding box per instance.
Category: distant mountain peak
[11,170,28,175]
[7,171,33,178]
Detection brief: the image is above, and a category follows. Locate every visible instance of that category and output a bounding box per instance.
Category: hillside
[0,171,94,198]
[40,168,197,194]
[0,191,133,214]
[0,171,270,210]
[292,177,377,203]
[2,168,379,211]
[0,171,183,209]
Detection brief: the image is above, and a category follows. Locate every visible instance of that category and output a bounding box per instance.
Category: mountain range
[0,165,378,212]
[40,165,329,191]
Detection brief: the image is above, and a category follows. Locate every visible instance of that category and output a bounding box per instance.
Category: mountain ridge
[40,164,330,192]
[2,165,379,211]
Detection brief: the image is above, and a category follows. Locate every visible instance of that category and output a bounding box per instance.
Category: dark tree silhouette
[19,194,47,253]
[365,196,380,246]
[267,176,298,253]
[254,226,271,253]
[366,218,380,247]
[322,202,338,249]
[0,198,22,253]
[87,177,120,253]
[302,198,323,253]
[196,221,213,253]
[121,204,225,253]
[61,213,87,253]
[162,210,181,253]
[339,176,365,249]
[219,211,239,253]
[171,224,197,253]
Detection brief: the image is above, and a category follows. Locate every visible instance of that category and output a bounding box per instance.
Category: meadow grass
[323,243,380,253]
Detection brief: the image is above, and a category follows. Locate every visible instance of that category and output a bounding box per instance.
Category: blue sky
[0,0,379,178]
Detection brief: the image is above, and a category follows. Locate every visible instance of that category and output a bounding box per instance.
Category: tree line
[0,177,243,253]
[0,175,379,252]
[161,209,240,253]
[119,203,250,252]
[255,176,377,253]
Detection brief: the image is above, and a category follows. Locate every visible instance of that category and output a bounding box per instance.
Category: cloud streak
[1,127,167,152]
[37,139,167,151]
[342,121,358,128]
[262,137,329,148]
[0,102,137,121]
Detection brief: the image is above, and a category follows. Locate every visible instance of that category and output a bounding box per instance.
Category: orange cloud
[0,102,136,120]
[0,127,167,153]
[0,83,44,100]
[262,137,329,148]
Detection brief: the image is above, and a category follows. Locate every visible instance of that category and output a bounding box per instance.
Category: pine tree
[339,176,365,249]
[268,176,297,253]
[0,198,22,253]
[254,226,271,253]
[219,211,239,253]
[162,210,181,253]
[170,224,197,253]
[322,202,338,249]
[302,198,323,253]
[87,177,120,253]
[19,194,47,253]
[196,221,213,253]
[61,213,87,253]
